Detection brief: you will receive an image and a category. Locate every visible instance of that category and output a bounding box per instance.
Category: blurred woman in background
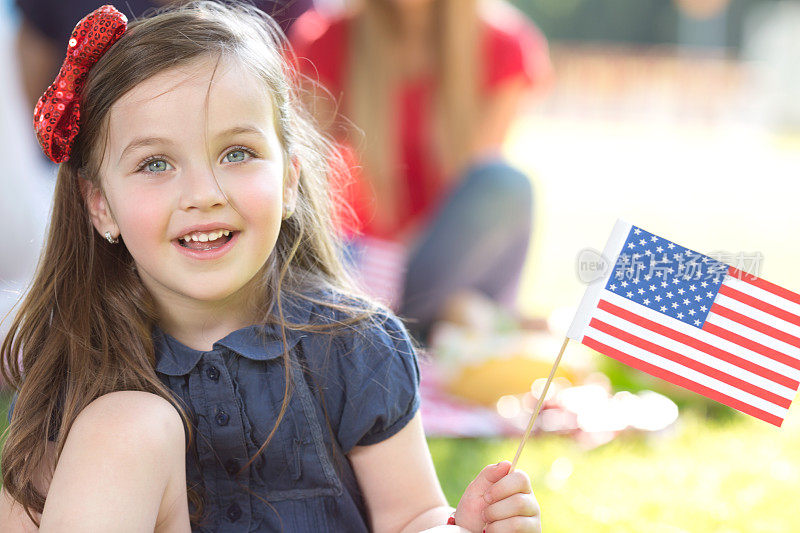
[292,0,553,342]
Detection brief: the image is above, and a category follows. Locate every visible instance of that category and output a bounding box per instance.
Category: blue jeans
[399,159,534,341]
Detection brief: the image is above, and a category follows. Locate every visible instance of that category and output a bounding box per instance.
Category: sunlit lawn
[431,399,800,533]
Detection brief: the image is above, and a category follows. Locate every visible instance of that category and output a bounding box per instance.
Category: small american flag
[568,220,800,427]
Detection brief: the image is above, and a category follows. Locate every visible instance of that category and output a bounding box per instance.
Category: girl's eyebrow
[117,126,266,164]
[118,136,174,164]
[213,125,266,139]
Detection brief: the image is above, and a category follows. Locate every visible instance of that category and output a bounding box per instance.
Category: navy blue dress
[155,300,421,532]
[8,301,421,532]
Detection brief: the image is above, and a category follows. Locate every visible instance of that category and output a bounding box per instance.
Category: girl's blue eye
[224,149,248,163]
[147,159,169,172]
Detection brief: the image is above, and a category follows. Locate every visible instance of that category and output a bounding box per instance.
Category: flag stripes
[595,295,800,388]
[582,336,785,427]
[587,317,793,408]
[582,290,799,427]
[710,303,800,350]
[717,284,800,328]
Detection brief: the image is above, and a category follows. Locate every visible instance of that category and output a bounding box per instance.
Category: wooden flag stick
[509,336,570,471]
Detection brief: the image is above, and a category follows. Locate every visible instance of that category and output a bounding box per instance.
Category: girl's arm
[348,410,540,533]
[0,488,41,533]
[0,441,57,532]
[348,411,459,532]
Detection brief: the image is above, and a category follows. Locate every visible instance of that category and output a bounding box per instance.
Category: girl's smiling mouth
[178,229,234,250]
[173,229,239,259]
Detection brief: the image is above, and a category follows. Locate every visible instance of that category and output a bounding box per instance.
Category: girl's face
[85,56,296,317]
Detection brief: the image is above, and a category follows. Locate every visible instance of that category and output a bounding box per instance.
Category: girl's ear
[283,156,300,213]
[79,177,119,238]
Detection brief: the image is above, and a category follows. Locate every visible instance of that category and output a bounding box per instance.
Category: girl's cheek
[115,190,172,235]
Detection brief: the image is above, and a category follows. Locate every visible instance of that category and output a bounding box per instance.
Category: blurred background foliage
[512,0,768,51]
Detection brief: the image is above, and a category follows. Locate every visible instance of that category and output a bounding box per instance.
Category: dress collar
[153,296,313,376]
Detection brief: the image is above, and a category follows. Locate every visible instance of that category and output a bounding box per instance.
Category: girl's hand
[454,460,541,533]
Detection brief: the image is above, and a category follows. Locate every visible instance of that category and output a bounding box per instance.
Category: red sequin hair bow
[33,5,127,163]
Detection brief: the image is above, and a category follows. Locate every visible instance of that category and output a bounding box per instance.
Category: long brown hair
[1,1,375,527]
[345,0,479,230]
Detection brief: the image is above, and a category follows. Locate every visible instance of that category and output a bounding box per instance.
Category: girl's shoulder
[295,289,420,384]
[300,289,416,352]
[294,292,422,454]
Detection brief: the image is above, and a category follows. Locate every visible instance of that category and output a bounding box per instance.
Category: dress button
[205,365,220,381]
[225,458,239,475]
[215,410,229,426]
[226,502,242,522]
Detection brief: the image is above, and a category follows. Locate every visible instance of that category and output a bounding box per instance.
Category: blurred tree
[508,0,778,53]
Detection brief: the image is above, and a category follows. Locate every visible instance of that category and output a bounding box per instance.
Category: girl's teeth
[180,230,231,242]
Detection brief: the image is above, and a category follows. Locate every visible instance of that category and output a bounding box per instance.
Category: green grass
[3,390,799,532]
[431,404,800,533]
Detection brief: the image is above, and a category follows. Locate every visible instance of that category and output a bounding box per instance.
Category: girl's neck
[155,294,257,351]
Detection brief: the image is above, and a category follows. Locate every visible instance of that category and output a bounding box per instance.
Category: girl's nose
[179,165,226,210]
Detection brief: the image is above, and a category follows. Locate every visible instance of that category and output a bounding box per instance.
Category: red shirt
[291,8,551,239]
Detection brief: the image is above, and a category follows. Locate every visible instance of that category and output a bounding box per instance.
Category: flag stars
[619,228,730,327]
[609,284,617,291]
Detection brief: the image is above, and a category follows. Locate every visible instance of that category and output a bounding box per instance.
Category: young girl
[0,3,541,532]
